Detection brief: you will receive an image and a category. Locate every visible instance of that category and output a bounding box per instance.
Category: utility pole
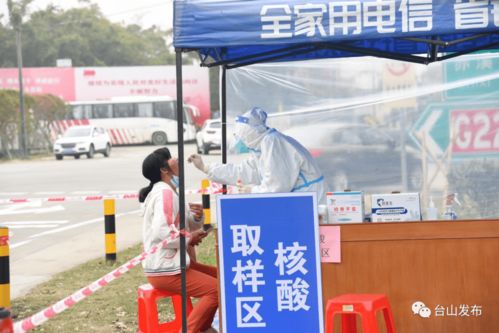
[16,27,28,156]
[8,0,31,157]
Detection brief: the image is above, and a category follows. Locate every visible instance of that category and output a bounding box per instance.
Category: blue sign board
[217,193,323,333]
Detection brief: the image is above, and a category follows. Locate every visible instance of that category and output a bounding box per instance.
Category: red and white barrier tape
[0,183,239,205]
[189,182,238,195]
[0,193,139,205]
[13,234,174,333]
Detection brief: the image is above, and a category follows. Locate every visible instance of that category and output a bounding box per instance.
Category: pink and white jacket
[141,181,202,276]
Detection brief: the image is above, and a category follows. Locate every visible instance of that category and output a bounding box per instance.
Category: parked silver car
[196,119,221,154]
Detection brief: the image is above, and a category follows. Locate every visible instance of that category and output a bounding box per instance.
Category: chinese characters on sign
[230,228,313,327]
[231,225,266,327]
[0,77,60,93]
[319,226,341,263]
[73,66,211,122]
[260,0,499,39]
[0,68,75,100]
[445,53,499,99]
[218,193,323,332]
[454,0,494,29]
[274,242,310,311]
[83,78,198,96]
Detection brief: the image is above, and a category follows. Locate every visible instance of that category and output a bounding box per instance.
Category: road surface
[0,144,225,298]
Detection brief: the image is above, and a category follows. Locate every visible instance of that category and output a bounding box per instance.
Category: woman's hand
[189,229,208,246]
[189,202,204,220]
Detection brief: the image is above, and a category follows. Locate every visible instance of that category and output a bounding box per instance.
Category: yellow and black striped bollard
[201,179,212,231]
[0,227,10,308]
[104,199,117,262]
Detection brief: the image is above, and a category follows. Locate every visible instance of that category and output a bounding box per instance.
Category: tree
[7,0,33,156]
[448,160,499,219]
[0,19,16,67]
[0,90,21,158]
[30,94,68,150]
[7,0,33,28]
[0,4,188,67]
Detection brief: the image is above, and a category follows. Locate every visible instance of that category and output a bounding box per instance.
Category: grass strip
[12,233,217,332]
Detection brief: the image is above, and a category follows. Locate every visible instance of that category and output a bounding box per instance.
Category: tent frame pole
[173,52,229,333]
[221,66,228,194]
[438,41,499,61]
[203,42,431,69]
[196,33,499,69]
[403,32,497,47]
[205,44,314,67]
[175,49,188,333]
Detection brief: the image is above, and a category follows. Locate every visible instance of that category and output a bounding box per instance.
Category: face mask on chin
[171,175,180,187]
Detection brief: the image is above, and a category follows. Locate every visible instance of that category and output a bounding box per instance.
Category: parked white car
[53,126,112,160]
[196,119,221,154]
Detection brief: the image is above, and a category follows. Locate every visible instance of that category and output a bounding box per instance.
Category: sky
[0,0,174,30]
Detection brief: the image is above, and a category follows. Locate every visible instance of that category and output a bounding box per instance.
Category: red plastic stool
[325,294,396,333]
[137,283,194,333]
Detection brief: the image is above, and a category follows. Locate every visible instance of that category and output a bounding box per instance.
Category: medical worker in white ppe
[188,107,326,204]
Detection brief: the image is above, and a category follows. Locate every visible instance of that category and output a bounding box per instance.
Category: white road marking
[0,220,69,226]
[0,201,42,214]
[7,209,140,249]
[0,205,65,216]
[6,225,60,229]
[10,239,33,249]
[29,209,141,239]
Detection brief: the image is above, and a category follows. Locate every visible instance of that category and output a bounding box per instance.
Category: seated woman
[139,147,218,333]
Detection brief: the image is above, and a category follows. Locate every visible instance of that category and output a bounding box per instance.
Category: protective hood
[232,107,269,150]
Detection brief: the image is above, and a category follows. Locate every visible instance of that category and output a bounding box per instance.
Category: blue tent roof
[174,0,499,67]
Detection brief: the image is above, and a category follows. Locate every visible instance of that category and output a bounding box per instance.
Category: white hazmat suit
[189,107,326,204]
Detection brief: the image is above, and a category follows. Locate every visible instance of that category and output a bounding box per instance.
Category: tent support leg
[221,66,228,194]
[175,49,188,333]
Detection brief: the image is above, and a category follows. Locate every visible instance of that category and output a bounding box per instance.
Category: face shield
[228,118,252,154]
[229,111,268,154]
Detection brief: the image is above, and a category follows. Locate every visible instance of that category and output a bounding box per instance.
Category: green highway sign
[444,53,499,99]
[410,101,499,160]
[411,104,450,157]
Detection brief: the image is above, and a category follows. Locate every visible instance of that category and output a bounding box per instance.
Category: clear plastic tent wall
[225,52,499,220]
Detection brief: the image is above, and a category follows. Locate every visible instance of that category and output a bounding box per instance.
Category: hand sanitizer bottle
[442,193,459,220]
[426,197,438,220]
[442,205,456,220]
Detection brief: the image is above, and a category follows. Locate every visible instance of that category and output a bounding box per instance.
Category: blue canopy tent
[174,0,499,67]
[171,1,499,331]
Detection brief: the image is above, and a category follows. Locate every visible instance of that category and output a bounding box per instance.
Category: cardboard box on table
[371,192,421,222]
[326,191,364,224]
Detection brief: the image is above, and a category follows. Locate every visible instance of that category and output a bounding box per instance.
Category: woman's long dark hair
[139,147,172,202]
